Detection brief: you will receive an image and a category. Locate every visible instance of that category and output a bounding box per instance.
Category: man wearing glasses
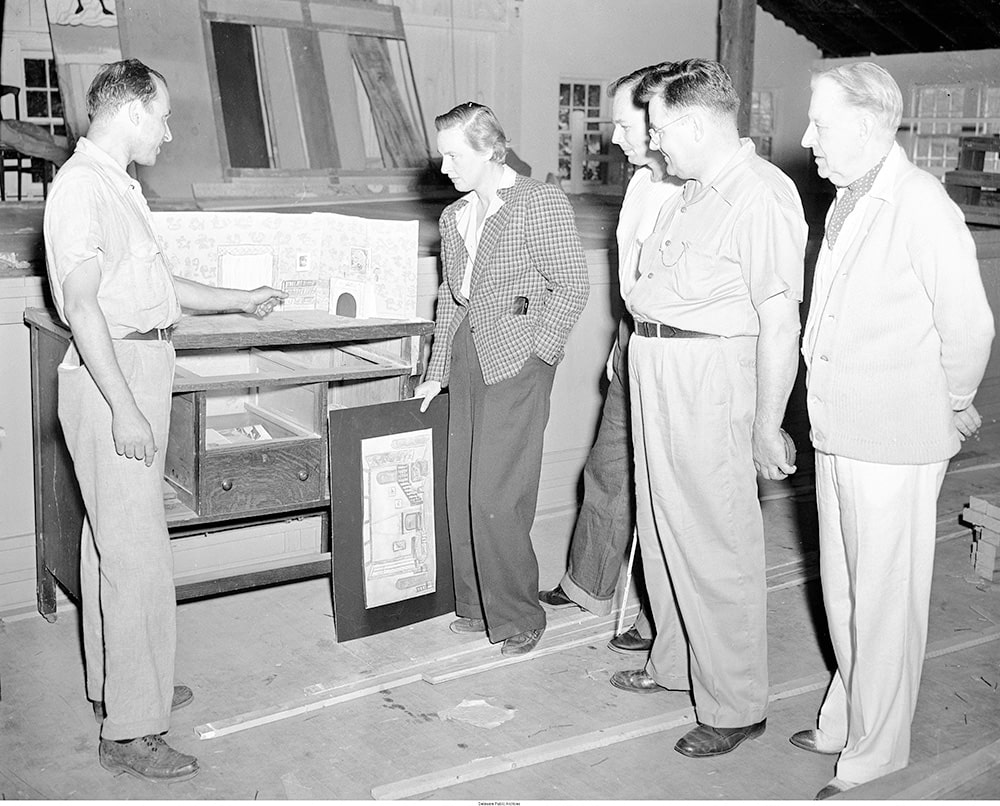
[616,59,806,758]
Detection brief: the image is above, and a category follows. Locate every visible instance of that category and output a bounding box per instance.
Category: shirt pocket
[668,241,746,303]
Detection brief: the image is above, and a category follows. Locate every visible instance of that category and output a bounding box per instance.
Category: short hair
[813,62,903,132]
[434,102,508,163]
[636,58,739,119]
[606,62,675,105]
[86,58,167,122]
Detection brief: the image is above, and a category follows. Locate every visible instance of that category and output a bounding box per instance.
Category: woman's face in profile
[437,127,493,194]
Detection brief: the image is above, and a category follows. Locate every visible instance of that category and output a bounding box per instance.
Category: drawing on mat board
[359,429,437,609]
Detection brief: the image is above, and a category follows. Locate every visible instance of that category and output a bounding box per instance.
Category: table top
[24,307,434,349]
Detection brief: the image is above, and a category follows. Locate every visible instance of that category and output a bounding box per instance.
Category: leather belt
[633,320,717,339]
[120,327,174,342]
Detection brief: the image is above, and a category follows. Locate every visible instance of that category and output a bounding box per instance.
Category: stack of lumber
[961,496,1000,581]
[944,135,1000,228]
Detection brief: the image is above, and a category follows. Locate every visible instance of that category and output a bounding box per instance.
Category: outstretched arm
[172,276,287,317]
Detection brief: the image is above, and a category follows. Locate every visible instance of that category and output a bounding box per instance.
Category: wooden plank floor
[1,424,999,799]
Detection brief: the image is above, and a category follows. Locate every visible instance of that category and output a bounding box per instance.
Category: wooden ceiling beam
[840,0,923,52]
[757,0,860,56]
[891,0,960,49]
[947,0,1000,43]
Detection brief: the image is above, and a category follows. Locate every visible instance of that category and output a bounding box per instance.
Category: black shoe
[789,729,843,756]
[501,627,545,656]
[609,669,667,693]
[608,627,653,654]
[674,719,767,757]
[815,778,853,799]
[93,684,194,724]
[449,617,486,634]
[538,585,578,608]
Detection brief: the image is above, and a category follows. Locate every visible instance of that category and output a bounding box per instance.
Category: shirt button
[680,207,687,213]
[647,273,654,278]
[664,239,672,247]
[820,355,829,361]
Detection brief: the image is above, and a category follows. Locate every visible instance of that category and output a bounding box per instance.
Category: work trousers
[630,334,768,725]
[813,452,948,784]
[58,340,177,741]
[560,322,651,637]
[447,320,554,643]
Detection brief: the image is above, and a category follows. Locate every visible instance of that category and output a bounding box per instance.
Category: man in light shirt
[617,59,807,758]
[44,59,285,782]
[792,62,993,799]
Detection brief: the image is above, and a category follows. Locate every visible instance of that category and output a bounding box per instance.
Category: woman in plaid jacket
[416,102,589,656]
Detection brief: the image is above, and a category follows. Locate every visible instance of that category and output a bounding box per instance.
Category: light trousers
[813,451,948,784]
[630,334,768,725]
[446,320,554,643]
[58,340,177,741]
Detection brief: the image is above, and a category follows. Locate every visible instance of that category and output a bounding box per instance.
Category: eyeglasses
[648,113,691,143]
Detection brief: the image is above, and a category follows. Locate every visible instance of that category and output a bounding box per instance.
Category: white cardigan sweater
[803,144,995,464]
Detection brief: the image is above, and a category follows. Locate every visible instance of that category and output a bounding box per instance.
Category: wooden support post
[718,0,756,138]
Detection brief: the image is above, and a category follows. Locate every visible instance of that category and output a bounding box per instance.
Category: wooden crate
[963,496,1000,581]
[945,135,1000,228]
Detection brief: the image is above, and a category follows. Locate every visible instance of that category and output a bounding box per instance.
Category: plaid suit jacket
[426,174,589,386]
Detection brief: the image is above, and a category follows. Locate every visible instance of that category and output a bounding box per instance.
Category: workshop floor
[2,420,1000,801]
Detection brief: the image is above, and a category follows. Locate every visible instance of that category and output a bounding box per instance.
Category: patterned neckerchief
[826,153,888,249]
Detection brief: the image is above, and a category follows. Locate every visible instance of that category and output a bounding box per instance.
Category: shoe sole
[789,735,842,756]
[674,722,767,757]
[607,639,653,655]
[100,757,200,783]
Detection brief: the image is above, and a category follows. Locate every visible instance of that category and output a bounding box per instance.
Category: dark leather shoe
[449,617,486,634]
[501,627,544,656]
[608,627,653,654]
[538,585,578,608]
[93,684,194,724]
[610,668,666,693]
[790,729,843,756]
[674,719,767,757]
[815,778,852,799]
[99,734,199,782]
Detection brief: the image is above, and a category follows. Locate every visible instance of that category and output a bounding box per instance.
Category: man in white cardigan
[793,62,994,799]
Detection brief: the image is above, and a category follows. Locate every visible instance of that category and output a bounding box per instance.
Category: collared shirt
[455,164,517,299]
[616,166,684,299]
[626,139,806,337]
[43,137,181,338]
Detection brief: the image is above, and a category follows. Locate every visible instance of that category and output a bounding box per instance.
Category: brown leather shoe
[609,669,667,693]
[93,685,194,724]
[674,719,767,757]
[538,585,578,608]
[608,627,653,654]
[449,617,486,634]
[789,729,843,755]
[501,627,544,656]
[99,734,199,782]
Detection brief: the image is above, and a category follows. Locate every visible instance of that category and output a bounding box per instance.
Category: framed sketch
[328,395,453,641]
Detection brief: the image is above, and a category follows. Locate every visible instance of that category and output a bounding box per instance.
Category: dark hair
[434,101,508,163]
[636,58,739,119]
[607,61,675,105]
[86,58,167,122]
